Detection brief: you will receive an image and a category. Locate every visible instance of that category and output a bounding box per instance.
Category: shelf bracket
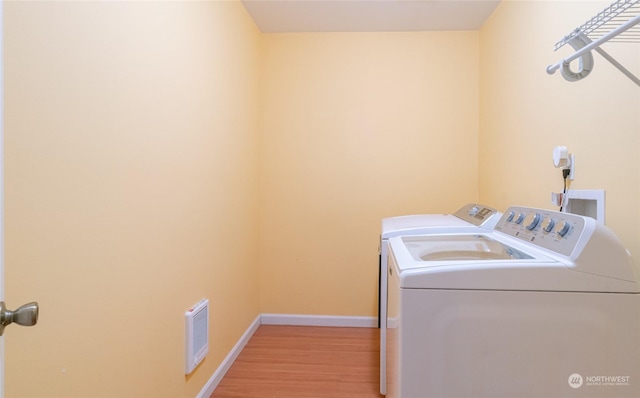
[593,46,640,86]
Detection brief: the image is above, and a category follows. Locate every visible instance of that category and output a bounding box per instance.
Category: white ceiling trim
[241,0,502,33]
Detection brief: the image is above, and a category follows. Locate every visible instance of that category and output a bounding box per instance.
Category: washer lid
[381,204,501,238]
[381,214,468,238]
[389,233,639,293]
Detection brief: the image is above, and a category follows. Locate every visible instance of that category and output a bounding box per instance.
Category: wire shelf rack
[554,0,640,51]
[547,0,640,86]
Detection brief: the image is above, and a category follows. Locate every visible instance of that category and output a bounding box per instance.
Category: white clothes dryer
[386,206,640,398]
[378,203,501,395]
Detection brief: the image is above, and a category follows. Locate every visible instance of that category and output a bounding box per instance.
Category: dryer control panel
[453,203,501,227]
[493,206,589,257]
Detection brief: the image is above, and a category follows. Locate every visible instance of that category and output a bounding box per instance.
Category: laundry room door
[1,1,6,394]
[0,3,42,392]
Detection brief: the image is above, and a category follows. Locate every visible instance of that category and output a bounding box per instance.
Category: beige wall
[4,0,640,397]
[4,1,261,396]
[479,0,640,257]
[258,32,480,315]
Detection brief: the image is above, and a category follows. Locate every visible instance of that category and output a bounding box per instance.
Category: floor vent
[185,299,209,375]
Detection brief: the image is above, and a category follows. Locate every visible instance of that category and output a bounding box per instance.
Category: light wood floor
[210,325,384,398]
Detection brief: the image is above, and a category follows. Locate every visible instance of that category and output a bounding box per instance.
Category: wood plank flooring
[210,325,383,398]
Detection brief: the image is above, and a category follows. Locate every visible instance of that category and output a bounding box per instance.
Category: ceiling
[241,0,502,33]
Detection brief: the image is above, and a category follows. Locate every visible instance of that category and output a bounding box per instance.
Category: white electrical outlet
[552,146,575,180]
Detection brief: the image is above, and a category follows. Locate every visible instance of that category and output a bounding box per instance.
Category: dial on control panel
[555,219,571,237]
[541,217,556,233]
[506,211,515,222]
[523,212,541,231]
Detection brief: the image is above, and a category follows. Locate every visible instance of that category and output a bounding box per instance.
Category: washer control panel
[494,206,586,257]
[453,203,500,227]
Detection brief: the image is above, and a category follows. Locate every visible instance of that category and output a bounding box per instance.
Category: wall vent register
[185,299,209,375]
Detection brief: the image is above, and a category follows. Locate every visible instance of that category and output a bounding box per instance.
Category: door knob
[0,301,39,336]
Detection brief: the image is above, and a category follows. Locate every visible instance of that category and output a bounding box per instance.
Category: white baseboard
[197,313,377,397]
[196,314,261,398]
[260,313,377,328]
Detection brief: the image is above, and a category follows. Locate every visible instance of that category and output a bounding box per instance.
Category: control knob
[514,213,525,224]
[523,212,541,230]
[468,206,479,216]
[506,211,515,222]
[555,220,571,237]
[541,217,555,233]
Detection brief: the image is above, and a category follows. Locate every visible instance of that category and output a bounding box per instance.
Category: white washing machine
[386,206,640,398]
[379,203,501,394]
